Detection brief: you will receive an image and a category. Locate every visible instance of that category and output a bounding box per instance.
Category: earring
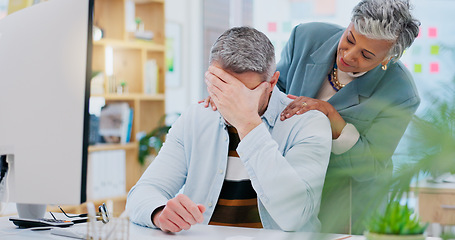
[382,64,387,71]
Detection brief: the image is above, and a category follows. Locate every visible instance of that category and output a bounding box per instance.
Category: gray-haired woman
[204,0,420,234]
[275,0,420,234]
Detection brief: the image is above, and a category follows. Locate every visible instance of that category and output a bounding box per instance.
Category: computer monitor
[0,0,93,209]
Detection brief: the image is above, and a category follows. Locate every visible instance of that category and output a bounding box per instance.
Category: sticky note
[430,45,439,55]
[282,21,292,33]
[430,62,439,73]
[414,64,422,73]
[315,0,336,15]
[417,28,421,38]
[268,22,277,32]
[428,27,437,38]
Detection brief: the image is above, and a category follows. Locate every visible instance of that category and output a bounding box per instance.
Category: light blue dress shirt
[126,87,332,232]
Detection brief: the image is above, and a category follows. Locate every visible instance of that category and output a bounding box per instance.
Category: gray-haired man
[126,27,332,232]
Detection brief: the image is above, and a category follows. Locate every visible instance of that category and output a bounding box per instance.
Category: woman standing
[204,0,420,234]
[276,0,420,234]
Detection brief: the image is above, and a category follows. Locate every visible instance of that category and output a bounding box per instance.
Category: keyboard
[51,227,87,239]
[9,217,74,228]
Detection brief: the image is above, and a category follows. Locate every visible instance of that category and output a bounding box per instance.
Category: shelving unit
[55,0,166,214]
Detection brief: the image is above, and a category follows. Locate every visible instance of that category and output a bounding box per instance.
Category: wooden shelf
[88,143,138,152]
[133,0,165,4]
[93,38,165,52]
[91,93,165,101]
[81,0,166,215]
[48,195,128,215]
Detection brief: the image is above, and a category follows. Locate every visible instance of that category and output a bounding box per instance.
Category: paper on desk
[443,174,455,183]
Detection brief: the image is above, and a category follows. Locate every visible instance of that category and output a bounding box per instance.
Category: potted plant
[364,200,428,240]
[138,113,180,166]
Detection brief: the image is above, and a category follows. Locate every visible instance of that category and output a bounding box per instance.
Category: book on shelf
[90,71,105,95]
[89,114,101,145]
[144,59,158,95]
[98,103,133,144]
[87,150,126,200]
[134,30,154,41]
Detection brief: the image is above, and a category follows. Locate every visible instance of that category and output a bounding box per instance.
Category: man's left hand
[205,66,270,139]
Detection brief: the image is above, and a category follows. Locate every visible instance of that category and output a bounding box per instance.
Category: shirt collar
[260,86,286,128]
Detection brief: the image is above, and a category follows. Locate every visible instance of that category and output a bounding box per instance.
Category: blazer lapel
[327,81,360,111]
[302,63,332,97]
[328,64,386,111]
[302,31,343,98]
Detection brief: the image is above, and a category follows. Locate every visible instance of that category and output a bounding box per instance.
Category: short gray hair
[209,26,276,82]
[351,0,420,61]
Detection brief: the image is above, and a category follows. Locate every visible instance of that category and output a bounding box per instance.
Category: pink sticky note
[430,62,439,73]
[268,22,277,32]
[315,0,336,15]
[428,27,437,38]
[417,28,421,38]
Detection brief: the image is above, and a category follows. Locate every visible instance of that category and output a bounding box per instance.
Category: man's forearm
[236,111,332,231]
[236,117,263,140]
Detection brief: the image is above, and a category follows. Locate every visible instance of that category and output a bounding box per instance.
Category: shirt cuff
[331,123,360,155]
[236,122,269,161]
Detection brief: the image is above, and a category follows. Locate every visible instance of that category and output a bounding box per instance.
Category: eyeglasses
[50,203,110,224]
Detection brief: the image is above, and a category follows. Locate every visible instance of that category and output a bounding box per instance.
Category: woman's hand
[198,96,217,111]
[280,95,346,139]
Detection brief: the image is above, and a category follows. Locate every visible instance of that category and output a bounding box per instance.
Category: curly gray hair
[352,0,420,61]
[209,26,276,82]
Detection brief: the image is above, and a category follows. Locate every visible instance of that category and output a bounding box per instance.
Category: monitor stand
[0,154,46,219]
[16,203,46,219]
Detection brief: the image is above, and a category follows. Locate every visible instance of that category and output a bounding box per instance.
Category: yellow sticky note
[414,64,422,73]
[431,45,439,55]
[8,0,34,15]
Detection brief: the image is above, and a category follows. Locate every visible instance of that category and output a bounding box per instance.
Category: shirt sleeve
[331,95,420,182]
[126,112,188,228]
[236,110,332,231]
[331,123,360,155]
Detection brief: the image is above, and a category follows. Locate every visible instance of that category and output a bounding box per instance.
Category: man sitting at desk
[126,26,332,232]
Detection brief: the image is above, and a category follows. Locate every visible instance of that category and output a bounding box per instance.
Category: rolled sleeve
[237,123,269,162]
[236,111,332,231]
[331,123,360,155]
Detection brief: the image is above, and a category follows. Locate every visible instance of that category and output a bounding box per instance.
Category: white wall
[165,0,204,116]
[253,0,360,62]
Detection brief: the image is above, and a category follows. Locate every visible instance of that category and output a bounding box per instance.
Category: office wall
[0,0,6,19]
[252,0,455,167]
[164,0,361,115]
[391,0,455,164]
[253,0,359,62]
[165,0,204,117]
[165,0,455,134]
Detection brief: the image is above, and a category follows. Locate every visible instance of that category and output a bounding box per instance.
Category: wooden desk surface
[411,179,455,194]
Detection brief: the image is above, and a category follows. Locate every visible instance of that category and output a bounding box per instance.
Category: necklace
[327,63,345,92]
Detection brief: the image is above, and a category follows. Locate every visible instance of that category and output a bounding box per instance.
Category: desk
[413,180,455,225]
[0,216,441,240]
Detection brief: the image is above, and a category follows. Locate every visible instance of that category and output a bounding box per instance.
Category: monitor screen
[0,0,93,205]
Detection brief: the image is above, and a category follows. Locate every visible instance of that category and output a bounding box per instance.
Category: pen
[334,236,351,240]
